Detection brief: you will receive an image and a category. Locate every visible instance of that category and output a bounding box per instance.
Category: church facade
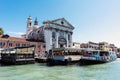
[23,16,74,52]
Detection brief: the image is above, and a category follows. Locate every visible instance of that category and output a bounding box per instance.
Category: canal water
[0,59,120,80]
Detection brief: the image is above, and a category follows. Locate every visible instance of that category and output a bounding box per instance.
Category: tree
[0,27,4,35]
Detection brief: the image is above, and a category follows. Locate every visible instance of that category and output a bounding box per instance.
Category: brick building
[0,35,46,56]
[80,41,118,52]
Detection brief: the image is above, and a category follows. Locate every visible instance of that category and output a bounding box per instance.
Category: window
[89,46,91,48]
[16,44,20,47]
[73,43,74,46]
[38,45,41,48]
[43,45,46,48]
[61,21,64,24]
[9,43,12,47]
[30,23,31,26]
[0,42,5,47]
[22,44,26,47]
[3,42,5,46]
[27,44,30,46]
[0,42,2,46]
[38,30,40,34]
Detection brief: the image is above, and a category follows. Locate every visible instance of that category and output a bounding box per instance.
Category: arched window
[37,30,40,34]
[1,42,5,47]
[61,21,64,24]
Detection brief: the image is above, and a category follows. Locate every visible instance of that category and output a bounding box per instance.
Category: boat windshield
[83,51,99,57]
[100,51,109,56]
[52,48,84,56]
[92,51,98,55]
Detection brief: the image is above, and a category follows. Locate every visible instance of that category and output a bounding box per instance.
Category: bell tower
[26,16,32,38]
[34,17,38,25]
[33,17,39,30]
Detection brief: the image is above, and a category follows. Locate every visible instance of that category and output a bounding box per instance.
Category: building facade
[80,41,99,50]
[23,17,74,52]
[0,35,46,55]
[72,42,80,48]
[99,42,110,51]
[43,18,74,51]
[80,41,118,52]
[109,44,118,52]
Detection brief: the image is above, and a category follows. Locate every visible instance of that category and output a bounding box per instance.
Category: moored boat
[117,53,120,58]
[0,48,4,62]
[1,46,35,65]
[47,48,84,65]
[80,50,117,65]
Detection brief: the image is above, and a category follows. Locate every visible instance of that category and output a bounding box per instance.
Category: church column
[70,32,73,47]
[66,33,68,48]
[56,32,59,48]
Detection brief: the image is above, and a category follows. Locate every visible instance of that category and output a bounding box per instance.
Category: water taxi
[80,50,117,65]
[0,49,3,62]
[47,48,84,65]
[117,53,120,58]
[1,46,35,65]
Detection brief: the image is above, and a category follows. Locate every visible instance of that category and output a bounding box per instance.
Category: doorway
[60,44,63,48]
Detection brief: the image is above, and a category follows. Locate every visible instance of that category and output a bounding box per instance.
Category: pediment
[44,18,74,30]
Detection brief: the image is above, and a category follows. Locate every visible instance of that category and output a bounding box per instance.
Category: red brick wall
[0,39,46,54]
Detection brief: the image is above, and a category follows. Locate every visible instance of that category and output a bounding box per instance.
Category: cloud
[7,31,25,37]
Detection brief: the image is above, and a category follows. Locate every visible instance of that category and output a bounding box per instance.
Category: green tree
[0,27,4,35]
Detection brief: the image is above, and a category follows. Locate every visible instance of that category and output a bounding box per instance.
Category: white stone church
[22,16,74,51]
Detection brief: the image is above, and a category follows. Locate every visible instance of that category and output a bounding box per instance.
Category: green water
[0,59,120,80]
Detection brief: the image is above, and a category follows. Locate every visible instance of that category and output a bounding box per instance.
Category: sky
[0,0,120,47]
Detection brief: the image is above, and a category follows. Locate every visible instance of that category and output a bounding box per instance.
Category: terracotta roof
[0,35,45,44]
[0,35,27,42]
